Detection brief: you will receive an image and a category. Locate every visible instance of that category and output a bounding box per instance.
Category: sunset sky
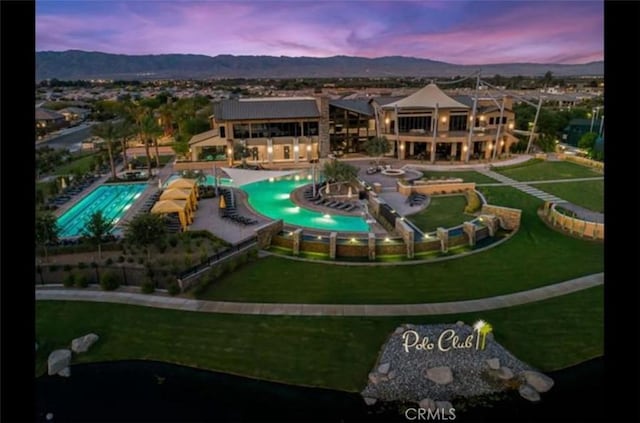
[36,1,603,65]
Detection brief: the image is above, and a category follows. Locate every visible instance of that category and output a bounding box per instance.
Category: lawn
[196,186,603,304]
[55,152,100,176]
[531,180,604,213]
[408,195,473,232]
[419,170,497,184]
[35,285,603,392]
[494,160,603,182]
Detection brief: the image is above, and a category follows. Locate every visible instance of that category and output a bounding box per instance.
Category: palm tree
[92,121,118,180]
[114,119,134,171]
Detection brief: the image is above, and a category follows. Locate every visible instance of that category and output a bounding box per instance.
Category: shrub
[213,262,226,278]
[100,271,120,291]
[184,255,193,268]
[90,262,99,268]
[74,273,89,288]
[105,258,114,265]
[77,262,87,269]
[157,242,167,254]
[137,257,144,264]
[195,239,203,248]
[168,236,178,248]
[62,264,73,272]
[63,273,75,287]
[247,248,258,261]
[464,190,482,214]
[126,257,134,263]
[227,257,239,273]
[167,280,181,296]
[49,265,59,272]
[117,255,125,263]
[141,277,155,294]
[200,252,209,264]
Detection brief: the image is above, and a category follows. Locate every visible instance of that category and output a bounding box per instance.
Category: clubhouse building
[188,83,517,164]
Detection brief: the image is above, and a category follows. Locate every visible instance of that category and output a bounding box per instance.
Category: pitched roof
[214,98,320,120]
[384,84,469,109]
[329,99,374,116]
[35,107,65,120]
[372,96,405,106]
[188,128,220,145]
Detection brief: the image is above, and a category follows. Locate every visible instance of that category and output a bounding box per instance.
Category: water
[56,184,147,238]
[241,176,370,232]
[35,357,605,422]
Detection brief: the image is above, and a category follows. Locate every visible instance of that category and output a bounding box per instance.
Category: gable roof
[214,98,320,121]
[384,84,469,109]
[188,128,220,145]
[35,108,65,120]
[329,99,374,116]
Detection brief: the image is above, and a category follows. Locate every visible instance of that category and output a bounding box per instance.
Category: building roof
[372,96,405,106]
[213,98,320,121]
[35,107,65,121]
[188,128,222,145]
[329,99,374,116]
[58,106,91,114]
[384,84,470,109]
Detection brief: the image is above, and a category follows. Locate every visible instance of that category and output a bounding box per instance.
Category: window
[489,117,495,125]
[449,115,468,131]
[232,124,250,139]
[398,116,431,133]
[251,123,268,138]
[219,126,226,138]
[304,121,319,136]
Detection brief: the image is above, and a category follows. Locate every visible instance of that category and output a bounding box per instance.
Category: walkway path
[36,272,603,317]
[475,168,567,203]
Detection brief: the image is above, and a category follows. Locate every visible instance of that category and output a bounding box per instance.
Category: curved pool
[241,175,369,232]
[56,184,147,238]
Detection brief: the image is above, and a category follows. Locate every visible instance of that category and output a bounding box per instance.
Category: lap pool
[56,184,147,238]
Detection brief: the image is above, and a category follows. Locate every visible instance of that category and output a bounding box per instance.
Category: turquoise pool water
[56,184,147,238]
[240,175,370,232]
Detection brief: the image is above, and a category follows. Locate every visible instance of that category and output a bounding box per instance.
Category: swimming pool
[56,184,147,238]
[241,175,370,232]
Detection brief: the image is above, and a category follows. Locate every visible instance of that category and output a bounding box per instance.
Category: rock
[394,327,405,335]
[377,362,390,374]
[363,397,377,406]
[486,358,500,370]
[46,413,54,421]
[71,333,99,354]
[522,371,554,393]
[519,384,541,402]
[58,367,71,377]
[496,367,514,380]
[48,349,72,376]
[436,401,454,415]
[426,366,453,385]
[456,321,465,326]
[419,398,436,411]
[387,370,396,380]
[368,372,381,384]
[404,324,416,329]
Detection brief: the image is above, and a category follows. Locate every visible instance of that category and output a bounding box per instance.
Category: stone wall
[255,220,284,248]
[414,239,442,253]
[545,203,604,240]
[481,205,522,230]
[559,154,605,170]
[316,95,331,158]
[395,218,415,258]
[397,181,476,196]
[300,240,330,254]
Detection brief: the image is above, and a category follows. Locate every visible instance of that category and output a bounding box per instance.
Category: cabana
[150,199,192,232]
[167,178,199,199]
[160,187,197,212]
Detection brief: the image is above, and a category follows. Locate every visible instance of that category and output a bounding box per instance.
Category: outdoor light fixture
[399,144,404,150]
[385,118,390,125]
[500,140,505,146]
[488,144,493,150]
[293,145,299,153]
[463,145,468,152]
[441,116,447,123]
[267,146,273,154]
[479,115,485,121]
[324,214,331,219]
[385,237,390,242]
[508,123,514,130]
[227,148,233,155]
[269,177,274,182]
[307,144,312,152]
[294,175,300,181]
[351,238,356,243]
[317,235,322,240]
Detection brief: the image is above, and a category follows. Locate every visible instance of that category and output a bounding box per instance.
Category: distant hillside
[35,50,604,81]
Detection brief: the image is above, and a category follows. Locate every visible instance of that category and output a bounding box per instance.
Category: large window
[304,121,319,136]
[449,115,468,131]
[398,116,431,133]
[232,123,250,139]
[250,123,269,138]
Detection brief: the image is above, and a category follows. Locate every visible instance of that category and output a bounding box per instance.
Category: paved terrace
[36,272,603,316]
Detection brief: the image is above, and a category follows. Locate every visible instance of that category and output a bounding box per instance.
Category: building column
[430,141,436,163]
[227,140,234,166]
[368,233,376,261]
[292,229,302,256]
[329,232,337,260]
[437,227,449,253]
[398,141,406,160]
[451,142,458,159]
[484,141,492,159]
[463,221,476,247]
[293,137,300,163]
[409,142,414,156]
[306,138,312,161]
[267,138,273,164]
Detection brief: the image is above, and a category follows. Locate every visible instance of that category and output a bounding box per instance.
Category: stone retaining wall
[255,220,284,248]
[481,205,522,230]
[543,202,604,240]
[397,181,476,196]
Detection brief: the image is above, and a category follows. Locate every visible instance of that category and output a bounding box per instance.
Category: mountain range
[36,50,604,81]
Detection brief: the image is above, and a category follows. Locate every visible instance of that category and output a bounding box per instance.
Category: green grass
[35,286,603,391]
[494,160,602,181]
[196,186,603,304]
[55,152,100,176]
[531,180,604,213]
[420,170,497,184]
[408,195,473,232]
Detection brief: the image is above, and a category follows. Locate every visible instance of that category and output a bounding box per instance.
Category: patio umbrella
[158,178,162,189]
[219,195,226,209]
[60,177,67,190]
[348,186,352,198]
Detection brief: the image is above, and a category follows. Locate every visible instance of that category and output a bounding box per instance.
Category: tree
[322,159,359,193]
[140,111,162,175]
[82,211,114,260]
[363,136,391,165]
[535,134,557,153]
[114,119,134,171]
[578,132,598,151]
[543,71,554,88]
[92,121,118,180]
[124,213,167,260]
[36,211,59,262]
